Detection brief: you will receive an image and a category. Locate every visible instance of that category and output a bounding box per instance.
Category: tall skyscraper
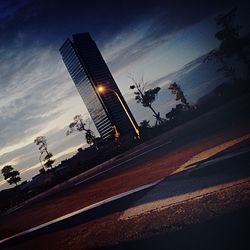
[59,33,139,140]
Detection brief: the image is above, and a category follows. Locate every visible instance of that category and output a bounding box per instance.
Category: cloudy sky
[0,0,248,190]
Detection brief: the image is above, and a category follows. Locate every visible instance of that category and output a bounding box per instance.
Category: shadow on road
[128,149,250,209]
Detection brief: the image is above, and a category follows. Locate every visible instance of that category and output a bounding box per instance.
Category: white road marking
[75,141,172,186]
[173,133,250,174]
[0,179,162,245]
[191,146,250,169]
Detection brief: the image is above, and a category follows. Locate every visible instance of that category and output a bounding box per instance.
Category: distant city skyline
[0,0,248,190]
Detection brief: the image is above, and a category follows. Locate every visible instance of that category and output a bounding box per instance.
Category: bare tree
[34,136,55,170]
[1,165,21,186]
[129,76,165,126]
[66,115,97,146]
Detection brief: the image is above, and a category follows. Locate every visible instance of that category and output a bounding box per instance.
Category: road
[0,142,250,248]
[1,136,250,249]
[0,94,250,249]
[120,145,250,220]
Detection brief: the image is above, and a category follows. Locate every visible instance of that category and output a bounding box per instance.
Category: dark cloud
[0,0,242,48]
[0,0,31,22]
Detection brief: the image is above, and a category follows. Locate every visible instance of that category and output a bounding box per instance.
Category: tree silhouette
[205,7,250,81]
[168,82,190,108]
[130,77,165,126]
[66,115,97,146]
[204,49,237,82]
[216,8,249,64]
[34,136,54,170]
[1,165,21,186]
[84,130,95,145]
[140,120,151,130]
[139,120,151,139]
[34,136,49,155]
[43,158,55,169]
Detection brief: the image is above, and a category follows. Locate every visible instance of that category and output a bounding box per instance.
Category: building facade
[59,33,139,140]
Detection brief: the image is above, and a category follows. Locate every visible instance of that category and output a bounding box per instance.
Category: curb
[0,179,163,247]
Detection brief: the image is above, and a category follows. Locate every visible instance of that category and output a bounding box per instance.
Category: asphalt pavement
[1,139,249,248]
[120,144,250,219]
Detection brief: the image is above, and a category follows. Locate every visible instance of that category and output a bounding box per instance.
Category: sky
[0,0,249,190]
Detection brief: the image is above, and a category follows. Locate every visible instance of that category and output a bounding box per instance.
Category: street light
[97,85,140,139]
